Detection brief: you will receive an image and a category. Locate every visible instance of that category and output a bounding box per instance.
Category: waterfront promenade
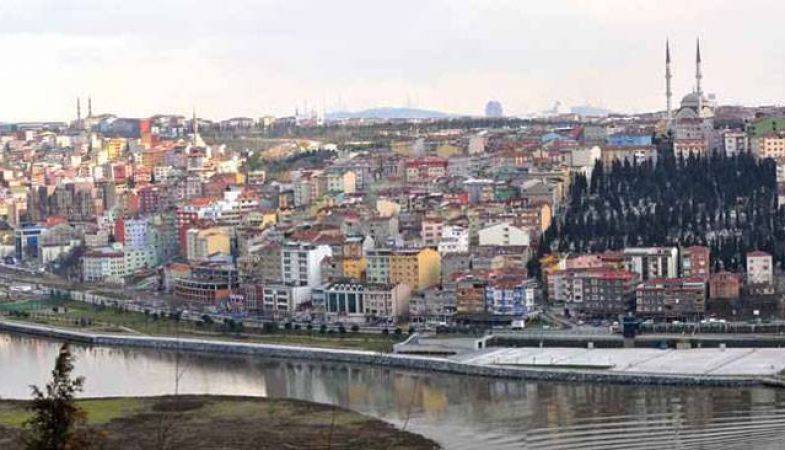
[2,319,784,388]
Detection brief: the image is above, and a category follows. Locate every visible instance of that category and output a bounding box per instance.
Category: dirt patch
[0,396,440,449]
[151,397,205,413]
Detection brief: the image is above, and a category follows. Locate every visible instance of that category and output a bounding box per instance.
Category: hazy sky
[1,0,784,121]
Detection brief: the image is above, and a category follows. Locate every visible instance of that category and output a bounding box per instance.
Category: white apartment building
[438,225,470,254]
[154,165,174,182]
[122,217,152,250]
[262,283,312,313]
[119,217,160,273]
[723,130,748,156]
[623,247,678,280]
[746,251,773,285]
[82,246,125,284]
[478,222,532,247]
[420,218,444,247]
[281,241,333,288]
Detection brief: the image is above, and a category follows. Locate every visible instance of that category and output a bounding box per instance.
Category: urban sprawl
[4,41,785,332]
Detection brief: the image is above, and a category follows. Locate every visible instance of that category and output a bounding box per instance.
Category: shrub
[319,324,327,334]
[350,324,359,333]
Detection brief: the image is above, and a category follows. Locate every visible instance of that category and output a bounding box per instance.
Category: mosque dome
[680,92,704,109]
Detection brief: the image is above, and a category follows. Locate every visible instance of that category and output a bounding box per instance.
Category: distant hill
[570,105,614,117]
[326,107,452,121]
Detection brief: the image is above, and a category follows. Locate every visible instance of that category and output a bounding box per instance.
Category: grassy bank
[0,395,438,449]
[1,299,403,352]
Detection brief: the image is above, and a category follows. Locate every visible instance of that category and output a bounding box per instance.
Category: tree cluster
[546,148,784,272]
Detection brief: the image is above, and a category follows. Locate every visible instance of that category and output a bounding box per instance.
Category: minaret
[665,39,672,124]
[696,38,703,112]
[87,96,92,117]
[192,108,198,143]
[191,107,204,147]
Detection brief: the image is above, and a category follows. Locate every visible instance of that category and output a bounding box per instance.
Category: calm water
[3,333,785,449]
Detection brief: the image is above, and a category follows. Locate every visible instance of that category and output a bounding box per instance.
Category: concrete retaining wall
[0,320,768,388]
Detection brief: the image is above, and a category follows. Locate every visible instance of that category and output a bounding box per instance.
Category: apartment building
[635,278,707,318]
[680,245,710,279]
[365,248,392,283]
[549,267,636,317]
[623,247,678,280]
[746,251,774,285]
[82,246,125,284]
[389,248,441,291]
[281,241,333,288]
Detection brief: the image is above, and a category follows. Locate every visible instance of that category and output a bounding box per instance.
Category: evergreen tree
[544,150,781,268]
[24,344,100,450]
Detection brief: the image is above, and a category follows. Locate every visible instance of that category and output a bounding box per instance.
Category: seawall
[0,320,771,388]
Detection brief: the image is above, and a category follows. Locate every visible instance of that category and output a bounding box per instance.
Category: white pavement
[461,347,785,376]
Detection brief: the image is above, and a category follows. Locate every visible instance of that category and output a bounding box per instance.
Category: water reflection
[2,333,785,449]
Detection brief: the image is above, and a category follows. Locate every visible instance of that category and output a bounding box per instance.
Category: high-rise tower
[88,96,92,117]
[76,97,81,122]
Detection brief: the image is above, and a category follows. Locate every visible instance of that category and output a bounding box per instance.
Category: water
[3,333,785,449]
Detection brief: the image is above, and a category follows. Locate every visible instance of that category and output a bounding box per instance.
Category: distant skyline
[1,0,785,121]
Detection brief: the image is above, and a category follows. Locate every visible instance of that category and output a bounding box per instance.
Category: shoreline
[1,319,779,388]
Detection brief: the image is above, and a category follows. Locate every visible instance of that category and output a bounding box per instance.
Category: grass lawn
[0,396,439,449]
[0,299,64,313]
[4,300,404,353]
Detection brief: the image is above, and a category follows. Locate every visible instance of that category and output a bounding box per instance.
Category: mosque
[666,39,718,157]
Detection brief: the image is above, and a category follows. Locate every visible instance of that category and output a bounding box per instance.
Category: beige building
[752,134,785,160]
[186,227,231,261]
[389,248,441,291]
[319,281,412,323]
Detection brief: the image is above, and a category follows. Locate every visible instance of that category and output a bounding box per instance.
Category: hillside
[544,148,784,271]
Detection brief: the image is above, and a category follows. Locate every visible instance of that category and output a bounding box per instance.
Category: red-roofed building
[404,158,447,183]
[708,271,741,300]
[680,246,710,280]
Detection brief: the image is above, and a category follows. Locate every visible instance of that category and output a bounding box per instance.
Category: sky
[1,0,784,122]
